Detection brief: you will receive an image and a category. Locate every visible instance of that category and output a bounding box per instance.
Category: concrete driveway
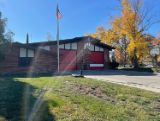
[84,70,160,93]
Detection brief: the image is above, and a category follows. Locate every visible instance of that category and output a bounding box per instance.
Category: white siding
[90,64,104,67]
[20,48,27,57]
[71,43,77,50]
[99,47,104,52]
[95,46,99,51]
[28,50,34,57]
[59,44,65,49]
[65,43,70,49]
[39,46,50,51]
[90,44,94,51]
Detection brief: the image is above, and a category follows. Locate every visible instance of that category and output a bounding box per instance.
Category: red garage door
[89,52,104,70]
[59,49,77,71]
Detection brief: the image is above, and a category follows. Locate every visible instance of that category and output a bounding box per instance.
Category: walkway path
[84,70,160,93]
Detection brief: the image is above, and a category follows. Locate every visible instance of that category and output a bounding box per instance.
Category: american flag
[56,5,62,20]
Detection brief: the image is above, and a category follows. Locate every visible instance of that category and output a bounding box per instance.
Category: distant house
[149,38,160,54]
[0,36,114,75]
[143,37,160,67]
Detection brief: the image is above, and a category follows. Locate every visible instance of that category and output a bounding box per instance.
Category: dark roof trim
[13,36,114,50]
[13,42,54,56]
[13,42,36,50]
[28,37,86,46]
[90,38,115,50]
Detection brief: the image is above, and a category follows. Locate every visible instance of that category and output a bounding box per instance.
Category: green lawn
[0,76,160,121]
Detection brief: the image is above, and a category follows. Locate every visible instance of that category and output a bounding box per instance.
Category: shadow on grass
[0,77,55,121]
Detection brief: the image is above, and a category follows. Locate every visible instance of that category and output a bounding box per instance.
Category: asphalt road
[84,70,160,93]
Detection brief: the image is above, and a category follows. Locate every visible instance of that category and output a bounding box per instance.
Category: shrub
[109,61,119,69]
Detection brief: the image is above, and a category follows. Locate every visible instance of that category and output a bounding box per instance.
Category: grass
[152,67,160,73]
[0,76,160,121]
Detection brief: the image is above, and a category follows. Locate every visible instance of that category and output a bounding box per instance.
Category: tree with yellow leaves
[90,0,159,68]
[89,27,119,45]
[112,0,151,68]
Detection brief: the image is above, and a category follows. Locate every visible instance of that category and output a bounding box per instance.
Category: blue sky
[0,0,160,43]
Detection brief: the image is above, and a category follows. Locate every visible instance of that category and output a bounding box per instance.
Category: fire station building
[0,36,114,74]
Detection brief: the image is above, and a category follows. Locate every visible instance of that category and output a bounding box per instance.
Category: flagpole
[56,4,62,73]
[56,5,60,73]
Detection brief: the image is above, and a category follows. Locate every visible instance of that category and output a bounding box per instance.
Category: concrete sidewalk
[83,70,160,93]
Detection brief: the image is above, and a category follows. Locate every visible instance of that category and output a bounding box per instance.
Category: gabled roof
[27,36,114,50]
[28,37,86,46]
[90,38,115,50]
[13,42,36,50]
[13,36,114,50]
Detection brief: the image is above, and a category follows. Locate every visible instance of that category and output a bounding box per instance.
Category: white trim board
[90,64,104,67]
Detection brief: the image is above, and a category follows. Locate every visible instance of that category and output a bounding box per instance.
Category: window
[59,44,65,49]
[19,48,35,67]
[65,43,71,49]
[71,43,77,50]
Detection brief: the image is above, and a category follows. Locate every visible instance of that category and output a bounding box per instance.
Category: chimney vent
[26,33,29,44]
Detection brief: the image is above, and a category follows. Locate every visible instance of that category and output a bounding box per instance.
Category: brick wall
[0,45,57,74]
[0,39,111,74]
[104,49,110,69]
